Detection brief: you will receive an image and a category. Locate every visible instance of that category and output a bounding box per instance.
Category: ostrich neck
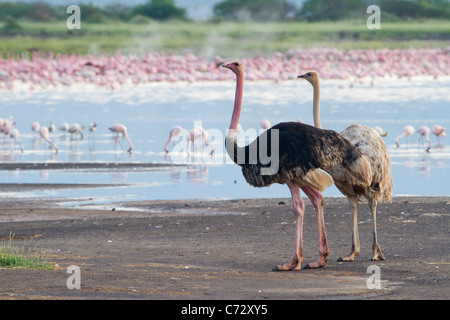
[229,72,244,132]
[312,80,321,129]
[226,71,244,165]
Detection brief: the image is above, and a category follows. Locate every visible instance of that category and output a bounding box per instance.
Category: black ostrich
[221,61,372,271]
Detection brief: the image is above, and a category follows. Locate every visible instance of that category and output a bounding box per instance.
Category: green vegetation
[0,1,448,57]
[298,0,450,21]
[0,232,54,269]
[0,19,448,57]
[0,0,448,23]
[298,0,367,21]
[213,0,296,21]
[132,0,187,21]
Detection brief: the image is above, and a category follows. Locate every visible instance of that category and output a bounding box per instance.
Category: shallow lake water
[0,76,449,205]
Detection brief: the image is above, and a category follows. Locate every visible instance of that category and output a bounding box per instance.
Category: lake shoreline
[0,194,448,300]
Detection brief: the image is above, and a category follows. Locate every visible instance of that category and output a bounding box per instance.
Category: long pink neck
[229,71,244,132]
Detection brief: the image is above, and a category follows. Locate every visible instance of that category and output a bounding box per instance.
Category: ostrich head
[298,70,319,86]
[221,61,243,75]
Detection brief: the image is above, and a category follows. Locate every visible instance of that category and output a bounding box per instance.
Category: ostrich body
[222,61,372,270]
[299,70,393,261]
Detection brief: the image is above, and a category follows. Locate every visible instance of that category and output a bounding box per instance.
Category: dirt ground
[0,193,449,301]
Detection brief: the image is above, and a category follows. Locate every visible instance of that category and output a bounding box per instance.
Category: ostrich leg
[274,180,305,271]
[338,197,361,262]
[301,186,329,269]
[369,199,385,261]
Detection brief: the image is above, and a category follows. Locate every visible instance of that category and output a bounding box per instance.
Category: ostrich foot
[303,254,328,269]
[273,257,302,271]
[337,251,359,262]
[371,244,385,261]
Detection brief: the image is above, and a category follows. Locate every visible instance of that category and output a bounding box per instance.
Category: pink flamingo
[261,119,271,130]
[395,125,415,148]
[187,127,215,155]
[432,125,446,145]
[164,125,182,153]
[39,126,58,153]
[109,124,133,152]
[164,126,215,155]
[417,125,432,152]
[68,123,84,140]
[1,119,15,137]
[8,128,24,153]
[31,121,40,133]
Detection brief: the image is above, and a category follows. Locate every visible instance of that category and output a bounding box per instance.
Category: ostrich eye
[234,63,239,67]
[306,73,311,76]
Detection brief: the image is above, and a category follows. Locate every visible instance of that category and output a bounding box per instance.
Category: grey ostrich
[299,70,393,262]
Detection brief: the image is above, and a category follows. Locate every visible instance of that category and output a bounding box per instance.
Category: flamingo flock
[0,116,137,154]
[0,48,449,90]
[396,124,446,151]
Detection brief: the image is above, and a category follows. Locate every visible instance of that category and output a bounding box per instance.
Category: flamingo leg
[369,199,385,261]
[115,133,124,150]
[301,186,329,269]
[338,197,360,262]
[274,180,305,271]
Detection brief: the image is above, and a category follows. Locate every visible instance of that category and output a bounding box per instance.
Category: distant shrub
[213,0,297,21]
[131,0,186,21]
[298,0,367,21]
[26,2,56,22]
[79,4,110,23]
[0,2,30,21]
[1,16,23,32]
[376,0,450,19]
[129,14,153,24]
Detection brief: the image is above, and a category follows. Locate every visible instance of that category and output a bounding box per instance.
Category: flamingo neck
[229,71,244,133]
[124,132,133,149]
[312,80,322,129]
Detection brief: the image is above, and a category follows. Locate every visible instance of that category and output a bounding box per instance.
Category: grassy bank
[0,232,54,269]
[1,19,449,57]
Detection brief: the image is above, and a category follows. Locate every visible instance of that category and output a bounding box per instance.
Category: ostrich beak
[220,62,234,70]
[298,74,306,79]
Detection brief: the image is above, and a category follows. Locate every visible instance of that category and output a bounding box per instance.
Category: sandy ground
[0,187,449,301]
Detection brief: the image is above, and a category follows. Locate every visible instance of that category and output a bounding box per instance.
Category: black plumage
[226,121,371,190]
